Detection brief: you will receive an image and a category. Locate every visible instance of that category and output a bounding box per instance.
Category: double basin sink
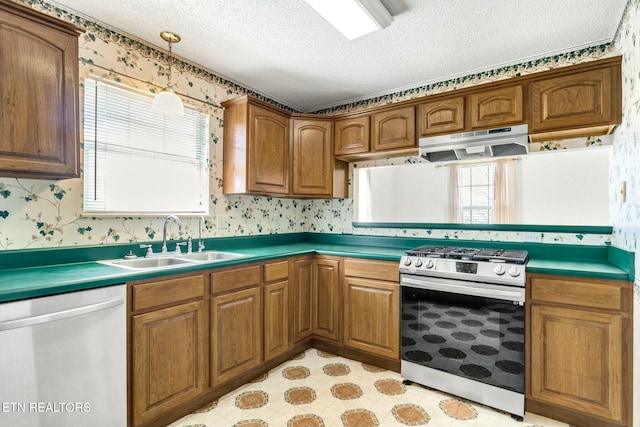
[99,250,246,271]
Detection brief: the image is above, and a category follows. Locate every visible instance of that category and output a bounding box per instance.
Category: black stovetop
[405,245,528,264]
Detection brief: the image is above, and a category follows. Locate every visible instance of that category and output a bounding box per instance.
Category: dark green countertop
[0,233,634,303]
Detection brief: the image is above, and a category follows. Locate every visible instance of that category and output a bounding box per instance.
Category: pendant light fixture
[152,31,184,116]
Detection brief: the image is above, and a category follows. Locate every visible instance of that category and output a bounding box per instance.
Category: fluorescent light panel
[303,0,392,40]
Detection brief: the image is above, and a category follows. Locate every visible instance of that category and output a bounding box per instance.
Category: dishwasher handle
[0,297,125,331]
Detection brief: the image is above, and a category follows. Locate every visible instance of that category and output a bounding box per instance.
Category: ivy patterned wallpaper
[608,1,640,423]
[0,0,630,251]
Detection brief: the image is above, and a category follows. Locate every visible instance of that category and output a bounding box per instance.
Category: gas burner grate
[473,249,528,264]
[446,247,481,260]
[405,245,453,258]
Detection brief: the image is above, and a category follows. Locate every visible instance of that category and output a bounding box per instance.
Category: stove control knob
[414,259,423,268]
[424,259,434,269]
[403,257,412,266]
[508,267,521,277]
[494,265,505,276]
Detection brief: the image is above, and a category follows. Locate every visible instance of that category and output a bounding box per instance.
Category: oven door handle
[401,276,524,303]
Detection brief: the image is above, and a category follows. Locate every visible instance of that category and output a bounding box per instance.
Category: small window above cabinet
[0,2,83,179]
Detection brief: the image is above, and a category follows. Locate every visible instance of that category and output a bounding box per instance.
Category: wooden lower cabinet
[343,259,400,360]
[527,274,632,427]
[291,257,314,343]
[343,277,399,359]
[263,260,290,361]
[313,257,341,341]
[130,275,207,427]
[211,281,262,386]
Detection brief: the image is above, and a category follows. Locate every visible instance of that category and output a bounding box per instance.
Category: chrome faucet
[198,215,206,252]
[161,215,182,253]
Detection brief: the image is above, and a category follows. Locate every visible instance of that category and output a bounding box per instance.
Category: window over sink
[82,78,210,215]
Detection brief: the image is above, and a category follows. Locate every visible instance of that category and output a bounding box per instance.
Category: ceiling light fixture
[152,31,184,116]
[302,0,392,40]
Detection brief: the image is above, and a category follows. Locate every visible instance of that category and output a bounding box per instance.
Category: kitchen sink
[175,250,246,262]
[99,256,196,270]
[99,250,246,270]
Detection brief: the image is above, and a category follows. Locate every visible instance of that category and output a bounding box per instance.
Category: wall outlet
[217,215,229,230]
[522,232,542,243]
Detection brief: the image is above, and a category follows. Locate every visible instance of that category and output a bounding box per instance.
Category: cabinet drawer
[530,276,623,311]
[132,274,205,312]
[344,258,399,282]
[211,265,261,294]
[264,260,289,283]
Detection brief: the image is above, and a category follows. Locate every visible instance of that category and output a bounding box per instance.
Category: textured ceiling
[49,0,627,112]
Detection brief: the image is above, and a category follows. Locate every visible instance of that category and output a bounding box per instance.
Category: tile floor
[170,348,570,427]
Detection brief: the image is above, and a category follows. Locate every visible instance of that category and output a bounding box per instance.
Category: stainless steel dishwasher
[0,284,126,427]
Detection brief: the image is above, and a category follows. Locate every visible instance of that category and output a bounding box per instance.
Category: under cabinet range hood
[419,124,529,162]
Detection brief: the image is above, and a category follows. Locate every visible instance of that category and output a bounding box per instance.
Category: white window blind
[83,79,210,215]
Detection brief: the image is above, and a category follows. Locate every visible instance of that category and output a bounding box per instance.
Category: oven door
[400,274,525,394]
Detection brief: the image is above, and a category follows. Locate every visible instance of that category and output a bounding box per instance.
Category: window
[450,159,515,224]
[83,79,210,215]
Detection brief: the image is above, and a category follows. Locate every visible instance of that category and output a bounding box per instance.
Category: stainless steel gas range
[399,245,528,419]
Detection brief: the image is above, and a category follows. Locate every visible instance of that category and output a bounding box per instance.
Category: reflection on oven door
[401,287,525,394]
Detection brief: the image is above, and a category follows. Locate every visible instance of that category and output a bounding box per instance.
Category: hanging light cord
[166,40,173,89]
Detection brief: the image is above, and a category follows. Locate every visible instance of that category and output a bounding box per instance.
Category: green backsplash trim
[352,222,614,234]
[608,245,636,279]
[305,233,610,260]
[1,232,633,277]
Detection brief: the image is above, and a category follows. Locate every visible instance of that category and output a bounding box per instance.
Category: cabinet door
[0,3,80,178]
[469,85,524,129]
[291,258,313,343]
[530,67,617,132]
[334,116,370,155]
[371,106,416,152]
[264,280,289,361]
[313,258,340,341]
[248,104,290,194]
[417,96,465,137]
[529,304,625,424]
[211,286,262,386]
[292,119,333,196]
[132,300,207,426]
[343,277,399,359]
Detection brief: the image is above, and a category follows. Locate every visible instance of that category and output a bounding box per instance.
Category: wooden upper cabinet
[248,104,290,194]
[418,96,465,137]
[530,64,621,136]
[292,119,347,198]
[334,115,370,155]
[222,97,289,196]
[0,2,83,179]
[371,106,416,151]
[469,85,524,129]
